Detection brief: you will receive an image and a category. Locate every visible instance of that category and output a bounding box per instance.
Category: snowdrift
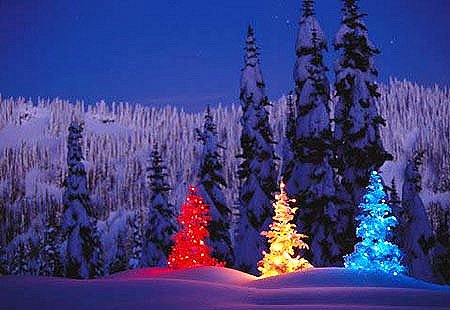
[1,267,449,309]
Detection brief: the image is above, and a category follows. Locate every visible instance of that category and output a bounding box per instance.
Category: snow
[1,267,449,309]
[1,79,450,280]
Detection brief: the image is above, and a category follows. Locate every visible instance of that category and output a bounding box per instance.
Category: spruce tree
[433,208,450,284]
[344,171,406,275]
[110,233,128,274]
[62,121,97,279]
[41,208,63,276]
[281,91,296,181]
[90,217,105,278]
[258,181,313,278]
[128,207,144,269]
[400,151,435,282]
[11,240,30,275]
[144,143,177,267]
[168,187,224,269]
[284,0,342,266]
[235,26,278,275]
[196,106,234,266]
[334,0,392,257]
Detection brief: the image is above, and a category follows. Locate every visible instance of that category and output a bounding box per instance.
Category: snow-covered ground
[1,267,449,309]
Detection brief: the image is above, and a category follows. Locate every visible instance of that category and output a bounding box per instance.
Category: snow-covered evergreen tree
[235,26,278,275]
[388,178,405,247]
[285,0,342,266]
[333,0,392,256]
[62,121,97,279]
[40,209,63,276]
[281,91,296,181]
[90,218,105,278]
[11,240,31,275]
[0,246,8,275]
[400,151,435,282]
[110,233,128,274]
[128,207,144,269]
[144,143,177,267]
[196,106,234,266]
[433,207,450,284]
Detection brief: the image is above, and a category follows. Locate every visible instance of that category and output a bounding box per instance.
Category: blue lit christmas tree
[344,171,406,275]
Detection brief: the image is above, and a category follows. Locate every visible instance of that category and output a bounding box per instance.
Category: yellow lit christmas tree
[257,180,313,278]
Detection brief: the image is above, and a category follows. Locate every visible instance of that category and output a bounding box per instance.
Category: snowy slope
[1,267,449,310]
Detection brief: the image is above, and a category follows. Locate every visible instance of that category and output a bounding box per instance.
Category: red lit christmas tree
[168,186,225,269]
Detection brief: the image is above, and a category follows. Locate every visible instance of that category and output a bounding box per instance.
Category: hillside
[0,79,449,272]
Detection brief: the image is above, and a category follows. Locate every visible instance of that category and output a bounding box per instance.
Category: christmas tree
[258,181,313,278]
[344,171,406,275]
[168,186,224,269]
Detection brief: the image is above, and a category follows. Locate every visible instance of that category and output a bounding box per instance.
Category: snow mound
[1,267,449,309]
[250,268,448,290]
[109,266,256,285]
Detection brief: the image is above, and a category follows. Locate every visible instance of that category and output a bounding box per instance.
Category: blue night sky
[1,0,449,111]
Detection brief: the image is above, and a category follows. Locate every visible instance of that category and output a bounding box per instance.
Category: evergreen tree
[196,106,234,266]
[144,143,177,267]
[11,240,31,275]
[168,186,224,269]
[258,181,312,278]
[286,0,342,266]
[90,218,105,278]
[62,121,97,279]
[40,208,63,276]
[333,0,392,257]
[433,208,450,284]
[128,207,144,269]
[388,178,405,246]
[235,26,278,275]
[110,233,128,274]
[400,151,436,282]
[345,171,406,275]
[0,246,8,275]
[281,91,296,181]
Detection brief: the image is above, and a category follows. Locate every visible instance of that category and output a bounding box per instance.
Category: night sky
[1,0,449,111]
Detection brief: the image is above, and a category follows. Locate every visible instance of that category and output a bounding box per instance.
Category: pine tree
[168,186,224,269]
[235,26,278,275]
[258,181,312,278]
[389,178,404,248]
[334,0,392,258]
[344,171,406,275]
[281,91,296,181]
[433,208,450,284]
[90,218,105,278]
[128,207,144,269]
[41,208,63,276]
[12,240,31,275]
[144,143,177,267]
[0,246,8,275]
[196,106,234,266]
[110,233,128,274]
[62,121,97,279]
[400,151,435,282]
[285,0,342,267]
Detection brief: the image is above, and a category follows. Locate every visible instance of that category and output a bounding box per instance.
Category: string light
[344,171,406,275]
[257,180,313,278]
[168,186,225,269]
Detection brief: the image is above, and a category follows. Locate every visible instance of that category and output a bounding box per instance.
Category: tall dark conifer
[285,0,342,266]
[144,144,177,267]
[62,121,98,279]
[334,0,392,255]
[235,26,278,275]
[196,106,234,266]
